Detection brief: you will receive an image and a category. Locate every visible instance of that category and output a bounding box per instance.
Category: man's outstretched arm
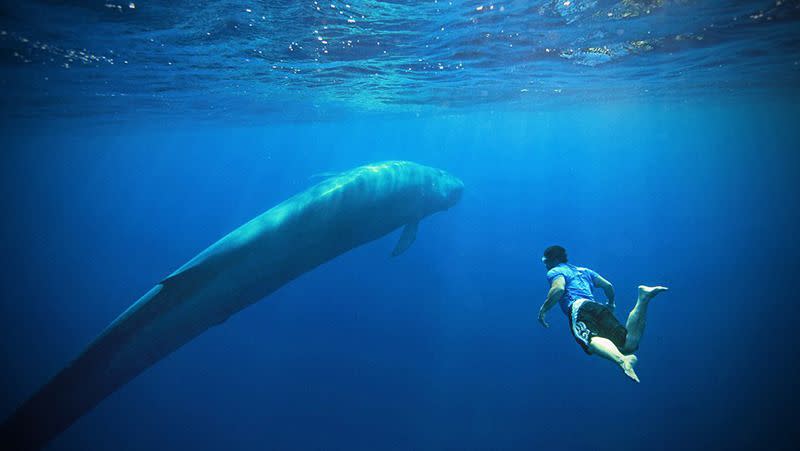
[538,276,565,328]
[593,275,615,310]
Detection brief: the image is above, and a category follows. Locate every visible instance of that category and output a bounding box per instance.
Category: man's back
[546,263,599,314]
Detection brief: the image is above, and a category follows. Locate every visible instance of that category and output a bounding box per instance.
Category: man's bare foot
[638,285,668,302]
[621,355,640,383]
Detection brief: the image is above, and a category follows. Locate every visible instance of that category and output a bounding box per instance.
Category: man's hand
[539,276,564,329]
[538,308,550,328]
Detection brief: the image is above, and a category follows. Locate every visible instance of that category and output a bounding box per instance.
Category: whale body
[1,160,464,450]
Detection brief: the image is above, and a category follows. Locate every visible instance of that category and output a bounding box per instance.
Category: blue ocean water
[1,1,799,451]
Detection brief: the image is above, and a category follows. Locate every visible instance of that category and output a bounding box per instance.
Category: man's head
[542,245,568,270]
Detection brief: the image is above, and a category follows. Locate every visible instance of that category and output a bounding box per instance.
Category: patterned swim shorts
[569,299,628,354]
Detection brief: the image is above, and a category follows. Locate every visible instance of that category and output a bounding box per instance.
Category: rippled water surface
[1,1,798,121]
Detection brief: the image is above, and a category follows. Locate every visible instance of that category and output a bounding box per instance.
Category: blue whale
[2,160,464,450]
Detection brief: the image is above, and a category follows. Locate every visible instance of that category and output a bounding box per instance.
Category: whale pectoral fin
[391,221,419,257]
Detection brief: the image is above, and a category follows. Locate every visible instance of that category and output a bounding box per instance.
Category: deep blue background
[1,99,799,450]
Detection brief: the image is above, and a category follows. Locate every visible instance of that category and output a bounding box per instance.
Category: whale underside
[1,160,464,450]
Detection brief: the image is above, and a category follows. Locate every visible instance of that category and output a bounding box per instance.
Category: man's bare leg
[622,285,669,354]
[588,336,640,383]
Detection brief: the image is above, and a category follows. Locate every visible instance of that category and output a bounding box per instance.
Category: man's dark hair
[543,245,568,264]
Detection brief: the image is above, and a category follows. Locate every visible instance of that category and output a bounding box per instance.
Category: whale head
[430,168,464,211]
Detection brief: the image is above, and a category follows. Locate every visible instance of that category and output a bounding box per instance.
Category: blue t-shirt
[546,263,601,315]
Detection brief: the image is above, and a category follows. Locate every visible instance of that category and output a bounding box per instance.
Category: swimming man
[537,245,668,382]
